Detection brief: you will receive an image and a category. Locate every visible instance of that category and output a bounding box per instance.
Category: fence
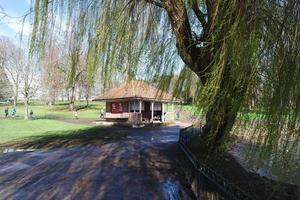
[179,125,253,200]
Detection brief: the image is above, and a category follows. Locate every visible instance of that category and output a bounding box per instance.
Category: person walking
[29,110,34,119]
[74,110,78,119]
[4,107,9,118]
[175,109,180,120]
[100,108,105,119]
[12,107,16,117]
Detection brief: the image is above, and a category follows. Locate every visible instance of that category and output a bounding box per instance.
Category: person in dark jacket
[4,107,9,117]
[30,110,34,119]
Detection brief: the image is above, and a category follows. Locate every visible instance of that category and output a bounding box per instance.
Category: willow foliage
[30,0,299,182]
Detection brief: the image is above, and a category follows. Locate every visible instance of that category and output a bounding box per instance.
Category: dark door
[143,101,151,120]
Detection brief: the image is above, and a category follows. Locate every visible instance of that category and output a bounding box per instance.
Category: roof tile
[93,80,179,102]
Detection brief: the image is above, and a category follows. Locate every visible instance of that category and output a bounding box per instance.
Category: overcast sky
[0,0,32,42]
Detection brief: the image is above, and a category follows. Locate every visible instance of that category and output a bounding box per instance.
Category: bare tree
[41,47,66,106]
[0,37,24,106]
[77,69,94,107]
[67,44,87,111]
[21,60,39,119]
[0,67,12,101]
[68,66,85,111]
[0,40,12,100]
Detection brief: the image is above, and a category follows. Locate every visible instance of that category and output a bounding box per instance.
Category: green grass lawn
[0,101,104,119]
[0,101,104,144]
[0,119,91,144]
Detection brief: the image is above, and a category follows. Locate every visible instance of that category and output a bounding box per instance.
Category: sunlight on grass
[0,119,91,144]
[0,101,104,119]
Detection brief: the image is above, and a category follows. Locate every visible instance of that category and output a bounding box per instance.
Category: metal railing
[179,126,253,200]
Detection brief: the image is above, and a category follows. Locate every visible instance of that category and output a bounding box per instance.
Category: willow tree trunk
[201,64,251,152]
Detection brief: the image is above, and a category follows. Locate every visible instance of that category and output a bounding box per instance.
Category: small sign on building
[112,102,123,113]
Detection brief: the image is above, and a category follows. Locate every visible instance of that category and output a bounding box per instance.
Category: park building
[93,80,181,124]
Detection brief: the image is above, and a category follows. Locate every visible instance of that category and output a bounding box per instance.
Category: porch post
[134,101,136,113]
[128,101,131,112]
[151,101,154,122]
[162,103,165,122]
[139,100,142,113]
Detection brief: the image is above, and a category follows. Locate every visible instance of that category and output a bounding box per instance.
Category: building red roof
[93,80,180,102]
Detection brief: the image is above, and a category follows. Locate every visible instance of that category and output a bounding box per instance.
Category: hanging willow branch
[29,0,300,182]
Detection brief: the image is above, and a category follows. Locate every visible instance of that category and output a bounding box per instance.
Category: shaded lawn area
[0,119,129,149]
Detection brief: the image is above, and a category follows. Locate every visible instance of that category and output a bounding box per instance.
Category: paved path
[0,124,196,200]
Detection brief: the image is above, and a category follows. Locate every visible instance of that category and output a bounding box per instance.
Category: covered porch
[104,99,176,123]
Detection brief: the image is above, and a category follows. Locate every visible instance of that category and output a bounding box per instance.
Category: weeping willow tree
[30,0,299,178]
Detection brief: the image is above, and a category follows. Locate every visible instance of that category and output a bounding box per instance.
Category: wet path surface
[0,125,196,200]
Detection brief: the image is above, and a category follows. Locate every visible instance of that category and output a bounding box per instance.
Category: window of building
[129,101,144,112]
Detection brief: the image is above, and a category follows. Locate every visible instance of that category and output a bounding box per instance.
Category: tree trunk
[201,63,251,152]
[66,89,70,102]
[13,85,18,107]
[85,88,90,107]
[48,100,52,106]
[86,97,89,107]
[24,95,29,120]
[69,86,75,111]
[48,90,56,106]
[13,95,17,107]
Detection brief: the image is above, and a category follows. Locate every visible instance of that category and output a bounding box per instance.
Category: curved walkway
[0,124,196,200]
